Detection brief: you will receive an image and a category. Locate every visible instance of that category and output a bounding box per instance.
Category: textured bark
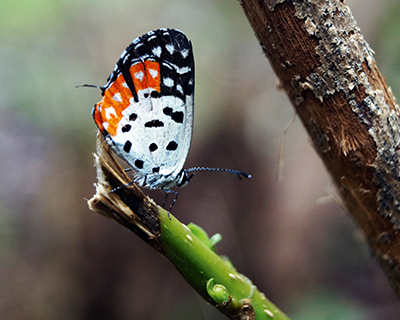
[240,0,400,295]
[88,133,163,252]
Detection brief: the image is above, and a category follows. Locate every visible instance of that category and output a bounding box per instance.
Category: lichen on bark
[240,0,400,295]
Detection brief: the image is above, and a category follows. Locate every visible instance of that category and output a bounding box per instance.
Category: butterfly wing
[93,29,194,190]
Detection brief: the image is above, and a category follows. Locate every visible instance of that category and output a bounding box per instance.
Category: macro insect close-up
[91,28,250,210]
[2,1,400,319]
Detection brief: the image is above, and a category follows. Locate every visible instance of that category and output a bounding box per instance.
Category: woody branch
[239,0,400,295]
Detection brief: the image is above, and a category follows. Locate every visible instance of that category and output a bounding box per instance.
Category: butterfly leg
[162,188,179,218]
[109,178,139,193]
[168,190,179,212]
[161,193,169,208]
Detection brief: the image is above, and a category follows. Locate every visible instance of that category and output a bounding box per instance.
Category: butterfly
[91,28,250,210]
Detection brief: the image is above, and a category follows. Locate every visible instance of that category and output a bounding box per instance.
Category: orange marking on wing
[94,73,131,136]
[93,103,105,132]
[145,60,161,92]
[130,61,161,93]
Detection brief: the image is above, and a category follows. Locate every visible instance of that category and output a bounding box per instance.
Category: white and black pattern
[92,28,250,210]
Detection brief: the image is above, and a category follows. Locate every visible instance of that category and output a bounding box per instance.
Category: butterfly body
[93,28,194,192]
[92,28,250,210]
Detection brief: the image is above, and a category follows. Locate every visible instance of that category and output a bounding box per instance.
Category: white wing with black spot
[93,28,194,190]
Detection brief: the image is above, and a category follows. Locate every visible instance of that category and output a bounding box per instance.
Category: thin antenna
[76,84,105,95]
[185,167,251,179]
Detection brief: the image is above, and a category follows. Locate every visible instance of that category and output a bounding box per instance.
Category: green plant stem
[159,208,290,320]
[89,134,291,319]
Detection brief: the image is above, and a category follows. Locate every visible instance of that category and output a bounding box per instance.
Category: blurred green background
[1,0,400,319]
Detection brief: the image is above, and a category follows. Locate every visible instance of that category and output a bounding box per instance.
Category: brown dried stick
[88,133,289,319]
[240,0,400,295]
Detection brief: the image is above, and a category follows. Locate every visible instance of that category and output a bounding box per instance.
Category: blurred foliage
[375,1,400,98]
[290,288,366,320]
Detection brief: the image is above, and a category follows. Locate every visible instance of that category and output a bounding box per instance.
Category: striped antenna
[185,167,251,180]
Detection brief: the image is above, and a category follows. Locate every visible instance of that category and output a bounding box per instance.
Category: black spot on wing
[145,120,164,128]
[163,107,172,116]
[149,143,158,152]
[129,113,138,121]
[171,112,183,123]
[122,124,131,133]
[150,91,161,98]
[152,167,160,173]
[124,141,132,153]
[135,159,144,169]
[166,141,178,151]
[163,107,184,124]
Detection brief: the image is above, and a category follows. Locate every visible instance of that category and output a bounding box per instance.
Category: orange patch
[94,61,161,137]
[94,73,132,136]
[130,60,161,93]
[92,103,104,132]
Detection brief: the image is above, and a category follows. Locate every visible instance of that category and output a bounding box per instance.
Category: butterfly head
[175,169,195,188]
